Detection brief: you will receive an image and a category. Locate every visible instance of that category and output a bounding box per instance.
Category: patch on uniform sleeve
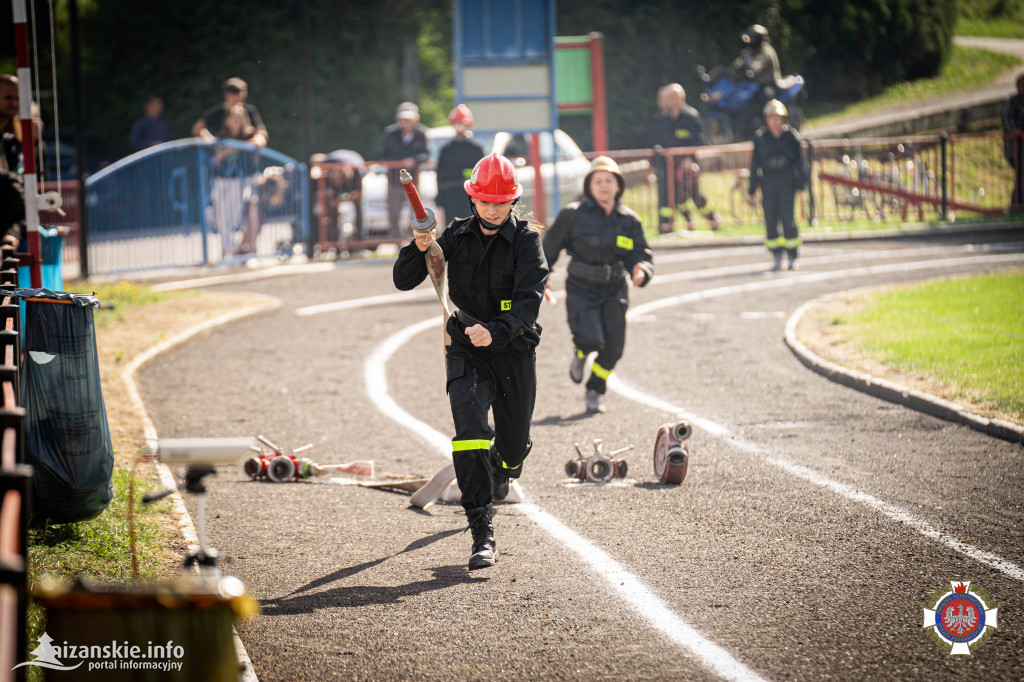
[675,129,692,139]
[616,235,634,250]
[500,300,512,311]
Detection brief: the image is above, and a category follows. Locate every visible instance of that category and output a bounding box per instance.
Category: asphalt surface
[137,230,1024,681]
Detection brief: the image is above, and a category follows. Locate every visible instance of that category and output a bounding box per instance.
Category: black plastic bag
[20,289,113,524]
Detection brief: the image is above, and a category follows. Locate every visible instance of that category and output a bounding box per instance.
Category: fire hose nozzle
[399,168,437,233]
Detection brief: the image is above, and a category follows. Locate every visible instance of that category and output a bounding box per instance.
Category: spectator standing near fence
[208,103,259,258]
[748,99,807,272]
[0,75,20,172]
[1002,73,1024,212]
[649,83,720,232]
[130,95,174,151]
[393,153,548,571]
[192,77,268,148]
[435,104,484,228]
[379,102,429,234]
[0,169,25,249]
[543,156,653,415]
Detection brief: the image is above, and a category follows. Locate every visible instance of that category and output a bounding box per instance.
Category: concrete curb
[122,293,281,682]
[784,289,1024,445]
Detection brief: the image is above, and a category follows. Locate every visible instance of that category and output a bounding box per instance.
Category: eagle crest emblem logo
[922,580,998,656]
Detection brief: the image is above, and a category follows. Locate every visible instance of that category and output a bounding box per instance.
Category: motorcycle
[697,64,805,145]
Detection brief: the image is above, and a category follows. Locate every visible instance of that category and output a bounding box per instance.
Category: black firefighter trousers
[446,345,536,510]
[566,280,628,396]
[761,175,800,257]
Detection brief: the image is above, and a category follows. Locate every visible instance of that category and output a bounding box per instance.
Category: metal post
[299,0,315,257]
[589,32,608,152]
[70,0,89,278]
[12,0,41,288]
[940,132,948,221]
[528,133,545,225]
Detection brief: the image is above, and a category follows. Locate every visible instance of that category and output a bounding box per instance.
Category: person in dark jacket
[649,83,720,232]
[129,95,174,151]
[379,102,429,234]
[748,99,808,271]
[0,169,25,249]
[1001,73,1024,212]
[543,156,653,414]
[393,152,548,571]
[435,104,484,227]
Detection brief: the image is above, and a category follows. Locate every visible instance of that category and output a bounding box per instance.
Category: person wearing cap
[748,99,807,271]
[379,102,429,234]
[543,156,653,414]
[649,83,720,232]
[393,152,548,571]
[435,104,484,227]
[191,77,268,148]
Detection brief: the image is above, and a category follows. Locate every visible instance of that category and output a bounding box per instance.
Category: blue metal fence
[85,139,308,273]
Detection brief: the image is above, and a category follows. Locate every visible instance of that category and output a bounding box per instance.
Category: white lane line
[363,317,453,457]
[519,503,766,682]
[611,252,1024,582]
[297,243,1021,317]
[297,289,435,316]
[366,320,767,682]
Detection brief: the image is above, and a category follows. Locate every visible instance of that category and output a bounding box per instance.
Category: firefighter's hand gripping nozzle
[566,439,632,483]
[653,421,692,484]
[400,168,452,327]
[399,168,437,234]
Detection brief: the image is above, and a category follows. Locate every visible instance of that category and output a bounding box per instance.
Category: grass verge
[958,18,1024,39]
[834,270,1024,420]
[21,281,205,678]
[804,45,1021,126]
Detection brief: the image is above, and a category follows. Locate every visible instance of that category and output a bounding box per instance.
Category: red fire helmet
[448,103,474,126]
[464,152,522,203]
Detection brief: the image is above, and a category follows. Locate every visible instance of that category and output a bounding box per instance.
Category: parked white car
[360,127,591,234]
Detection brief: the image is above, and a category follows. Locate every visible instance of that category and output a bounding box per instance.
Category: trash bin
[17,226,66,292]
[30,574,258,681]
[19,289,113,524]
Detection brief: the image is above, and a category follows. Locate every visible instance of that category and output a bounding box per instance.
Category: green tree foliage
[0,0,964,162]
[59,0,449,162]
[556,0,959,149]
[783,0,959,100]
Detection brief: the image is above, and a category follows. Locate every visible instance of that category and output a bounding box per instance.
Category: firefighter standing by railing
[748,99,808,271]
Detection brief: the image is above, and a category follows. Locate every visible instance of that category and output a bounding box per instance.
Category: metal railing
[0,249,29,682]
[83,139,309,273]
[36,131,1020,273]
[596,131,1016,233]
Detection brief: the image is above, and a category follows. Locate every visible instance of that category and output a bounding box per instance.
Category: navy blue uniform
[393,214,548,509]
[749,126,807,257]
[543,197,653,396]
[650,105,717,230]
[436,137,484,224]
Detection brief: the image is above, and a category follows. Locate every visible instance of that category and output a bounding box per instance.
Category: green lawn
[804,45,1021,125]
[958,18,1024,39]
[837,270,1024,420]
